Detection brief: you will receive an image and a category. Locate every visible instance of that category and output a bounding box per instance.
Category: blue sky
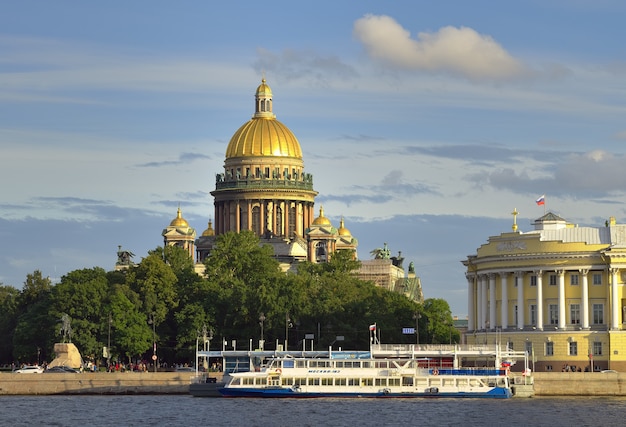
[1,1,626,316]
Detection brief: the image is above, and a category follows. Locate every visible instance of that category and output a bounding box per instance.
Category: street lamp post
[107,312,112,367]
[259,313,266,350]
[285,312,292,351]
[413,313,421,345]
[149,314,156,372]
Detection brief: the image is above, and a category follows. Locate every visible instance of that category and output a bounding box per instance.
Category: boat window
[362,378,373,386]
[296,360,307,368]
[375,378,386,386]
[402,377,414,386]
[281,377,294,386]
[321,378,332,386]
[348,378,359,386]
[389,378,401,387]
[295,378,306,386]
[335,378,347,386]
[309,378,320,386]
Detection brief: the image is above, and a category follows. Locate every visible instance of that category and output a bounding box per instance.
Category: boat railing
[372,343,506,353]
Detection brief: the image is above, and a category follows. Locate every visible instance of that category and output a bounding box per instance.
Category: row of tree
[0,231,458,367]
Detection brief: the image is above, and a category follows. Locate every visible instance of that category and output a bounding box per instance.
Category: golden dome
[225,79,303,160]
[312,206,332,226]
[169,207,189,227]
[202,220,215,237]
[337,216,351,236]
[256,78,272,97]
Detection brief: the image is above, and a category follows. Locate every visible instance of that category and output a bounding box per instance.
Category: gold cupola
[337,216,351,236]
[225,78,303,160]
[312,206,332,226]
[201,220,215,237]
[170,207,189,227]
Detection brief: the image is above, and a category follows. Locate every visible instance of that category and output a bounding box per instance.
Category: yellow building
[463,212,626,372]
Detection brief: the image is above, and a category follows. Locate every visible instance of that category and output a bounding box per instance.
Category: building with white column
[463,212,626,372]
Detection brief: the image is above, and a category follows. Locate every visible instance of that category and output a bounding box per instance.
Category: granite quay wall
[0,372,224,395]
[532,372,626,396]
[1,371,625,396]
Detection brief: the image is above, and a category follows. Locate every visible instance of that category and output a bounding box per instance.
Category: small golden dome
[225,79,303,160]
[337,216,351,236]
[256,78,272,97]
[202,220,215,236]
[170,207,189,227]
[312,206,332,226]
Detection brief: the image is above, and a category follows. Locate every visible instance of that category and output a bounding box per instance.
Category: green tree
[49,267,110,360]
[13,271,54,363]
[0,285,20,364]
[109,289,152,364]
[202,231,285,343]
[126,252,179,324]
[422,298,456,344]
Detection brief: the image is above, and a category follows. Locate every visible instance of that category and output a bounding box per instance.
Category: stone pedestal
[49,342,82,369]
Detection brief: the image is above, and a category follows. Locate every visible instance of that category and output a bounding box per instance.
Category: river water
[1,395,624,426]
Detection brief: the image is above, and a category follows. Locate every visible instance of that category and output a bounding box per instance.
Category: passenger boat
[218,330,528,398]
[219,355,512,398]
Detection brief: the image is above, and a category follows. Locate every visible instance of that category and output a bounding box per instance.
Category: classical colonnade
[214,198,315,238]
[467,269,621,332]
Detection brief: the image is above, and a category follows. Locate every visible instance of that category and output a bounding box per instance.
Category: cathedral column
[557,270,566,330]
[235,200,241,232]
[499,272,508,329]
[467,274,475,332]
[247,200,252,232]
[224,202,231,232]
[272,200,278,235]
[260,200,265,236]
[283,202,289,238]
[489,274,496,331]
[611,268,620,329]
[536,270,544,331]
[516,272,525,329]
[581,269,589,329]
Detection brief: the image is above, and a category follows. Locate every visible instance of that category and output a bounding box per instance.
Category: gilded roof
[201,220,215,237]
[169,207,189,227]
[337,216,351,236]
[225,79,303,160]
[312,206,332,226]
[225,118,302,159]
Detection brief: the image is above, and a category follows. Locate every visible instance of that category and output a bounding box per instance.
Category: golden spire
[511,208,519,232]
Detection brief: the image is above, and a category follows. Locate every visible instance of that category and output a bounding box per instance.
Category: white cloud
[353,14,526,82]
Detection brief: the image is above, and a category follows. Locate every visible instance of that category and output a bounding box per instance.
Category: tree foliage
[0,237,459,366]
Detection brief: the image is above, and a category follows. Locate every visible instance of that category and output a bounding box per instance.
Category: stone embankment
[1,371,625,396]
[532,372,626,396]
[0,372,224,395]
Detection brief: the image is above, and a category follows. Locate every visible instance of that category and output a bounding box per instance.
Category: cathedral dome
[170,207,189,227]
[225,79,303,160]
[337,216,351,236]
[201,220,215,236]
[312,206,332,226]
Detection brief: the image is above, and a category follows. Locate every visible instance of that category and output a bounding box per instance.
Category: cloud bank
[353,14,526,82]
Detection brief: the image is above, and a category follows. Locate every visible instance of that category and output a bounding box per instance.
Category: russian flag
[369,324,376,331]
[535,195,545,206]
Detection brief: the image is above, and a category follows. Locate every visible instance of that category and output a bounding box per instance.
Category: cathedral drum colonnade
[463,213,626,372]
